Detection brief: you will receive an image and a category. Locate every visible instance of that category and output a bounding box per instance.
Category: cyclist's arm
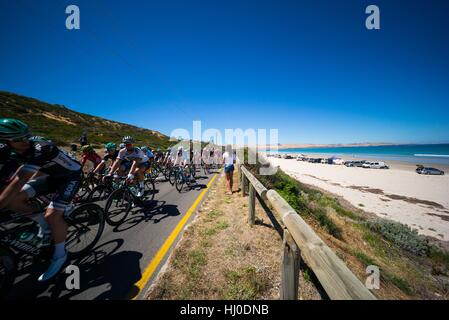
[80,154,87,168]
[129,159,141,175]
[93,160,106,174]
[107,158,122,175]
[0,166,34,210]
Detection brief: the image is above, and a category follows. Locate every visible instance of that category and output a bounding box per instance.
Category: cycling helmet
[0,118,30,140]
[81,145,94,153]
[141,146,148,152]
[119,143,125,149]
[122,136,134,143]
[105,142,116,151]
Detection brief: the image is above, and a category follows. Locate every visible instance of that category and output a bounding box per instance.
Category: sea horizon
[266,143,449,165]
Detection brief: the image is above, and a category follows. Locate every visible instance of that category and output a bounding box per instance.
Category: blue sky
[1,0,448,144]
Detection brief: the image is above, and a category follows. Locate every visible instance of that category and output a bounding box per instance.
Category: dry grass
[145,170,322,300]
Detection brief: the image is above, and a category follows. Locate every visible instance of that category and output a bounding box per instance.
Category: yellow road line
[129,171,220,300]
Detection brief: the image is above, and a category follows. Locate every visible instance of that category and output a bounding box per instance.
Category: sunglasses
[4,135,31,143]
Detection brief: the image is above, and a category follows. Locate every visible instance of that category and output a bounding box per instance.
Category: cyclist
[174,146,195,183]
[0,118,83,281]
[80,145,102,171]
[173,146,185,166]
[141,146,155,165]
[154,148,164,163]
[93,142,118,175]
[104,136,149,197]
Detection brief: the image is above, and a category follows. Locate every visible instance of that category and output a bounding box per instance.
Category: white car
[362,161,389,169]
[332,158,345,165]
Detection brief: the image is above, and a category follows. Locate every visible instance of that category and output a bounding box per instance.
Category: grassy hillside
[0,91,172,149]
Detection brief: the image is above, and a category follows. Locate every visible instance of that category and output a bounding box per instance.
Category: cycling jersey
[11,137,82,211]
[117,147,148,163]
[103,150,119,162]
[13,137,82,178]
[145,150,154,159]
[81,152,102,167]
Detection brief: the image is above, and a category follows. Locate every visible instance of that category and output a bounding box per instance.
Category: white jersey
[173,150,187,166]
[117,147,148,163]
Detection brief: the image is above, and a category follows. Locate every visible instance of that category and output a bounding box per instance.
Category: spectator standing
[79,132,88,146]
[222,145,234,195]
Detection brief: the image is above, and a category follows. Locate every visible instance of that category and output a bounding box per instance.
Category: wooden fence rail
[239,165,376,300]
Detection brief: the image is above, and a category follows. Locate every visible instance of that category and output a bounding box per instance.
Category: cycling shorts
[22,171,82,211]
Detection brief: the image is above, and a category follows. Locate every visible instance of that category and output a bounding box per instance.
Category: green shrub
[312,207,342,239]
[366,220,430,256]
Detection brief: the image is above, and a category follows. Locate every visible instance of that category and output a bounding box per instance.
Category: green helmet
[105,142,116,151]
[0,118,30,140]
[81,145,94,153]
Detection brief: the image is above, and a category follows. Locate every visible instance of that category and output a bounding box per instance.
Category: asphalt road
[7,170,218,300]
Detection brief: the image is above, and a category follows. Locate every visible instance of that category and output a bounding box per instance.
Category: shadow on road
[7,238,144,300]
[113,200,181,232]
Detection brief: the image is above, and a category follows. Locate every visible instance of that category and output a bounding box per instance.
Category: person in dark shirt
[79,132,88,146]
[93,142,119,174]
[0,118,82,282]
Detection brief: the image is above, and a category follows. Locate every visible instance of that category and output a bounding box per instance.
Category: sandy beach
[267,156,449,241]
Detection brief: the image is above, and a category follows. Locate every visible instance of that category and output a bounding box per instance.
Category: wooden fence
[238,165,376,300]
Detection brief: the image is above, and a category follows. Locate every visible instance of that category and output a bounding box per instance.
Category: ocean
[275,144,449,165]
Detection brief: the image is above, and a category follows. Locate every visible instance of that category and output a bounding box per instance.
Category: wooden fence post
[241,173,247,196]
[280,229,300,300]
[248,184,256,226]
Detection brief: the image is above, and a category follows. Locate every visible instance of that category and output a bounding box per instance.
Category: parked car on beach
[332,158,345,165]
[345,161,364,167]
[417,167,445,175]
[362,161,389,169]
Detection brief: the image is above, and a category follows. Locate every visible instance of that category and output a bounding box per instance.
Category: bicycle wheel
[74,184,91,204]
[150,167,159,179]
[168,168,177,185]
[163,167,169,181]
[175,172,185,192]
[0,246,17,300]
[65,203,105,258]
[104,188,132,226]
[144,179,156,201]
[87,184,113,202]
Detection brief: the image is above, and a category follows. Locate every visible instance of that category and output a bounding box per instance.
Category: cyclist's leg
[119,161,132,177]
[38,172,82,281]
[9,176,49,214]
[136,162,148,192]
